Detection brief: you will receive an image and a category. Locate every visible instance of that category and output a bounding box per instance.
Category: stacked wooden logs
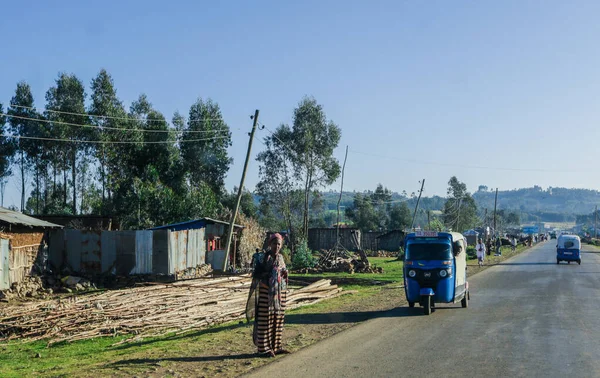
[0,277,343,345]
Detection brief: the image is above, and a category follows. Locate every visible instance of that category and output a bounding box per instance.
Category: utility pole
[411,179,425,230]
[335,146,349,254]
[427,210,431,231]
[595,205,598,239]
[223,110,259,271]
[493,188,498,236]
[456,198,463,232]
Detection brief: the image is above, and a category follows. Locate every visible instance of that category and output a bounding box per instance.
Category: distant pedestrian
[476,238,486,267]
[511,237,517,252]
[495,237,502,256]
[486,238,492,256]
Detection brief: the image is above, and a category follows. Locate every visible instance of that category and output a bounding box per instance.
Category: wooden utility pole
[595,205,598,239]
[335,146,349,252]
[456,198,463,232]
[427,210,431,230]
[411,179,425,230]
[223,110,259,271]
[493,188,498,236]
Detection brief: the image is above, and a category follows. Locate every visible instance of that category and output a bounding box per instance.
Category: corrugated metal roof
[150,217,244,231]
[0,207,63,229]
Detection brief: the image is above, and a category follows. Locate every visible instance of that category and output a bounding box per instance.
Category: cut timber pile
[0,277,343,346]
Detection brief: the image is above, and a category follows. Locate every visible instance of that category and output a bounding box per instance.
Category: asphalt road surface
[246,241,600,378]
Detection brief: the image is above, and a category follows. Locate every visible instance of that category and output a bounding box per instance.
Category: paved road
[246,242,600,378]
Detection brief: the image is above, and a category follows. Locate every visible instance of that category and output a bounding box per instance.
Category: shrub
[281,246,292,266]
[466,246,477,259]
[291,239,317,270]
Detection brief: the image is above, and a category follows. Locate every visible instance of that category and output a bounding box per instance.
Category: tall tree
[389,202,412,230]
[0,103,16,207]
[7,82,39,211]
[181,98,232,197]
[45,73,89,214]
[278,97,342,238]
[345,193,379,231]
[89,69,128,213]
[442,176,478,232]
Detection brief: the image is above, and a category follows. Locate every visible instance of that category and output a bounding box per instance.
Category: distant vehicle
[556,234,581,265]
[550,232,556,239]
[403,231,469,315]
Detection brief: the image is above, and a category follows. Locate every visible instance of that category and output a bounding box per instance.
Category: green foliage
[291,239,317,270]
[389,202,412,230]
[466,246,477,260]
[281,246,292,266]
[443,176,479,232]
[256,97,342,245]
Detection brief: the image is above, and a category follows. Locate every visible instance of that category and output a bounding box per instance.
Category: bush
[466,246,477,259]
[397,247,405,260]
[291,239,317,270]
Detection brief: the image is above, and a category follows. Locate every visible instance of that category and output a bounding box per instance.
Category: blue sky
[1,0,600,208]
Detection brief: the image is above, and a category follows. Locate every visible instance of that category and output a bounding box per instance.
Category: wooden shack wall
[377,231,405,252]
[308,228,361,251]
[361,232,384,251]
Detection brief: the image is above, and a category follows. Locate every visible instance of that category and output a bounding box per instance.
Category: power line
[1,134,229,145]
[8,104,223,124]
[1,113,230,135]
[349,148,591,173]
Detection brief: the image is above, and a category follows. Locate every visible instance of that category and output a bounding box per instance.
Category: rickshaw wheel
[568,261,571,264]
[578,259,581,265]
[423,296,432,315]
[461,293,468,308]
[408,301,415,308]
[556,259,560,264]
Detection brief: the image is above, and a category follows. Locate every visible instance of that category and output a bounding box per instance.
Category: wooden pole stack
[0,277,344,345]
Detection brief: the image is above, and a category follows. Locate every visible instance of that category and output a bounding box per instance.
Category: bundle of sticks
[0,277,344,346]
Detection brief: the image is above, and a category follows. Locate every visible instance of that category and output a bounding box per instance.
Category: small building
[47,217,244,279]
[376,230,406,252]
[307,227,361,252]
[463,229,479,246]
[0,207,63,290]
[361,231,384,251]
[151,218,244,271]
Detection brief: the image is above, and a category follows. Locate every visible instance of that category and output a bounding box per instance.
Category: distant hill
[318,186,600,223]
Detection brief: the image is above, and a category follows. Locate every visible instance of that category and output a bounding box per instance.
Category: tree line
[0,70,232,229]
[0,71,345,239]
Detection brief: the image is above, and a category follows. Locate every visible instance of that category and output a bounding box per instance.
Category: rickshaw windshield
[406,242,452,260]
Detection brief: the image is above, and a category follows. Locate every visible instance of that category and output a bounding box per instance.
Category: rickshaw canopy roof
[557,234,581,249]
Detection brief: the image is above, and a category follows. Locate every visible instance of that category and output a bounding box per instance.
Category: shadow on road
[285,307,421,325]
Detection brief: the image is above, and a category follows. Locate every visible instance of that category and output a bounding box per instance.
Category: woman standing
[246,233,289,357]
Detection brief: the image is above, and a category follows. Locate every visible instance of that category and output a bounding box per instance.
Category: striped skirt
[254,283,286,354]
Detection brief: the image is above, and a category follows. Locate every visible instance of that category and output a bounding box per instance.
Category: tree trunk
[35,161,40,214]
[101,147,106,215]
[20,150,25,212]
[72,150,77,215]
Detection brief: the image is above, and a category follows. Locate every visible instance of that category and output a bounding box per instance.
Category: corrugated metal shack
[361,231,385,251]
[0,207,63,290]
[48,228,207,278]
[151,218,244,272]
[376,230,406,252]
[307,227,361,251]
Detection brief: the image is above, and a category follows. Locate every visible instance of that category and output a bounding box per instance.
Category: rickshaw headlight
[408,270,416,278]
[439,269,448,278]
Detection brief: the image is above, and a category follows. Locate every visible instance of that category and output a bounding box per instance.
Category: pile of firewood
[0,277,343,345]
[296,249,383,274]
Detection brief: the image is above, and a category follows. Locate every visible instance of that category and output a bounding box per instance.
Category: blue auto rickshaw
[404,231,469,315]
[556,234,581,265]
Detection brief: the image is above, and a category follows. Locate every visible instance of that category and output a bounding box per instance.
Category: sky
[1,0,600,208]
